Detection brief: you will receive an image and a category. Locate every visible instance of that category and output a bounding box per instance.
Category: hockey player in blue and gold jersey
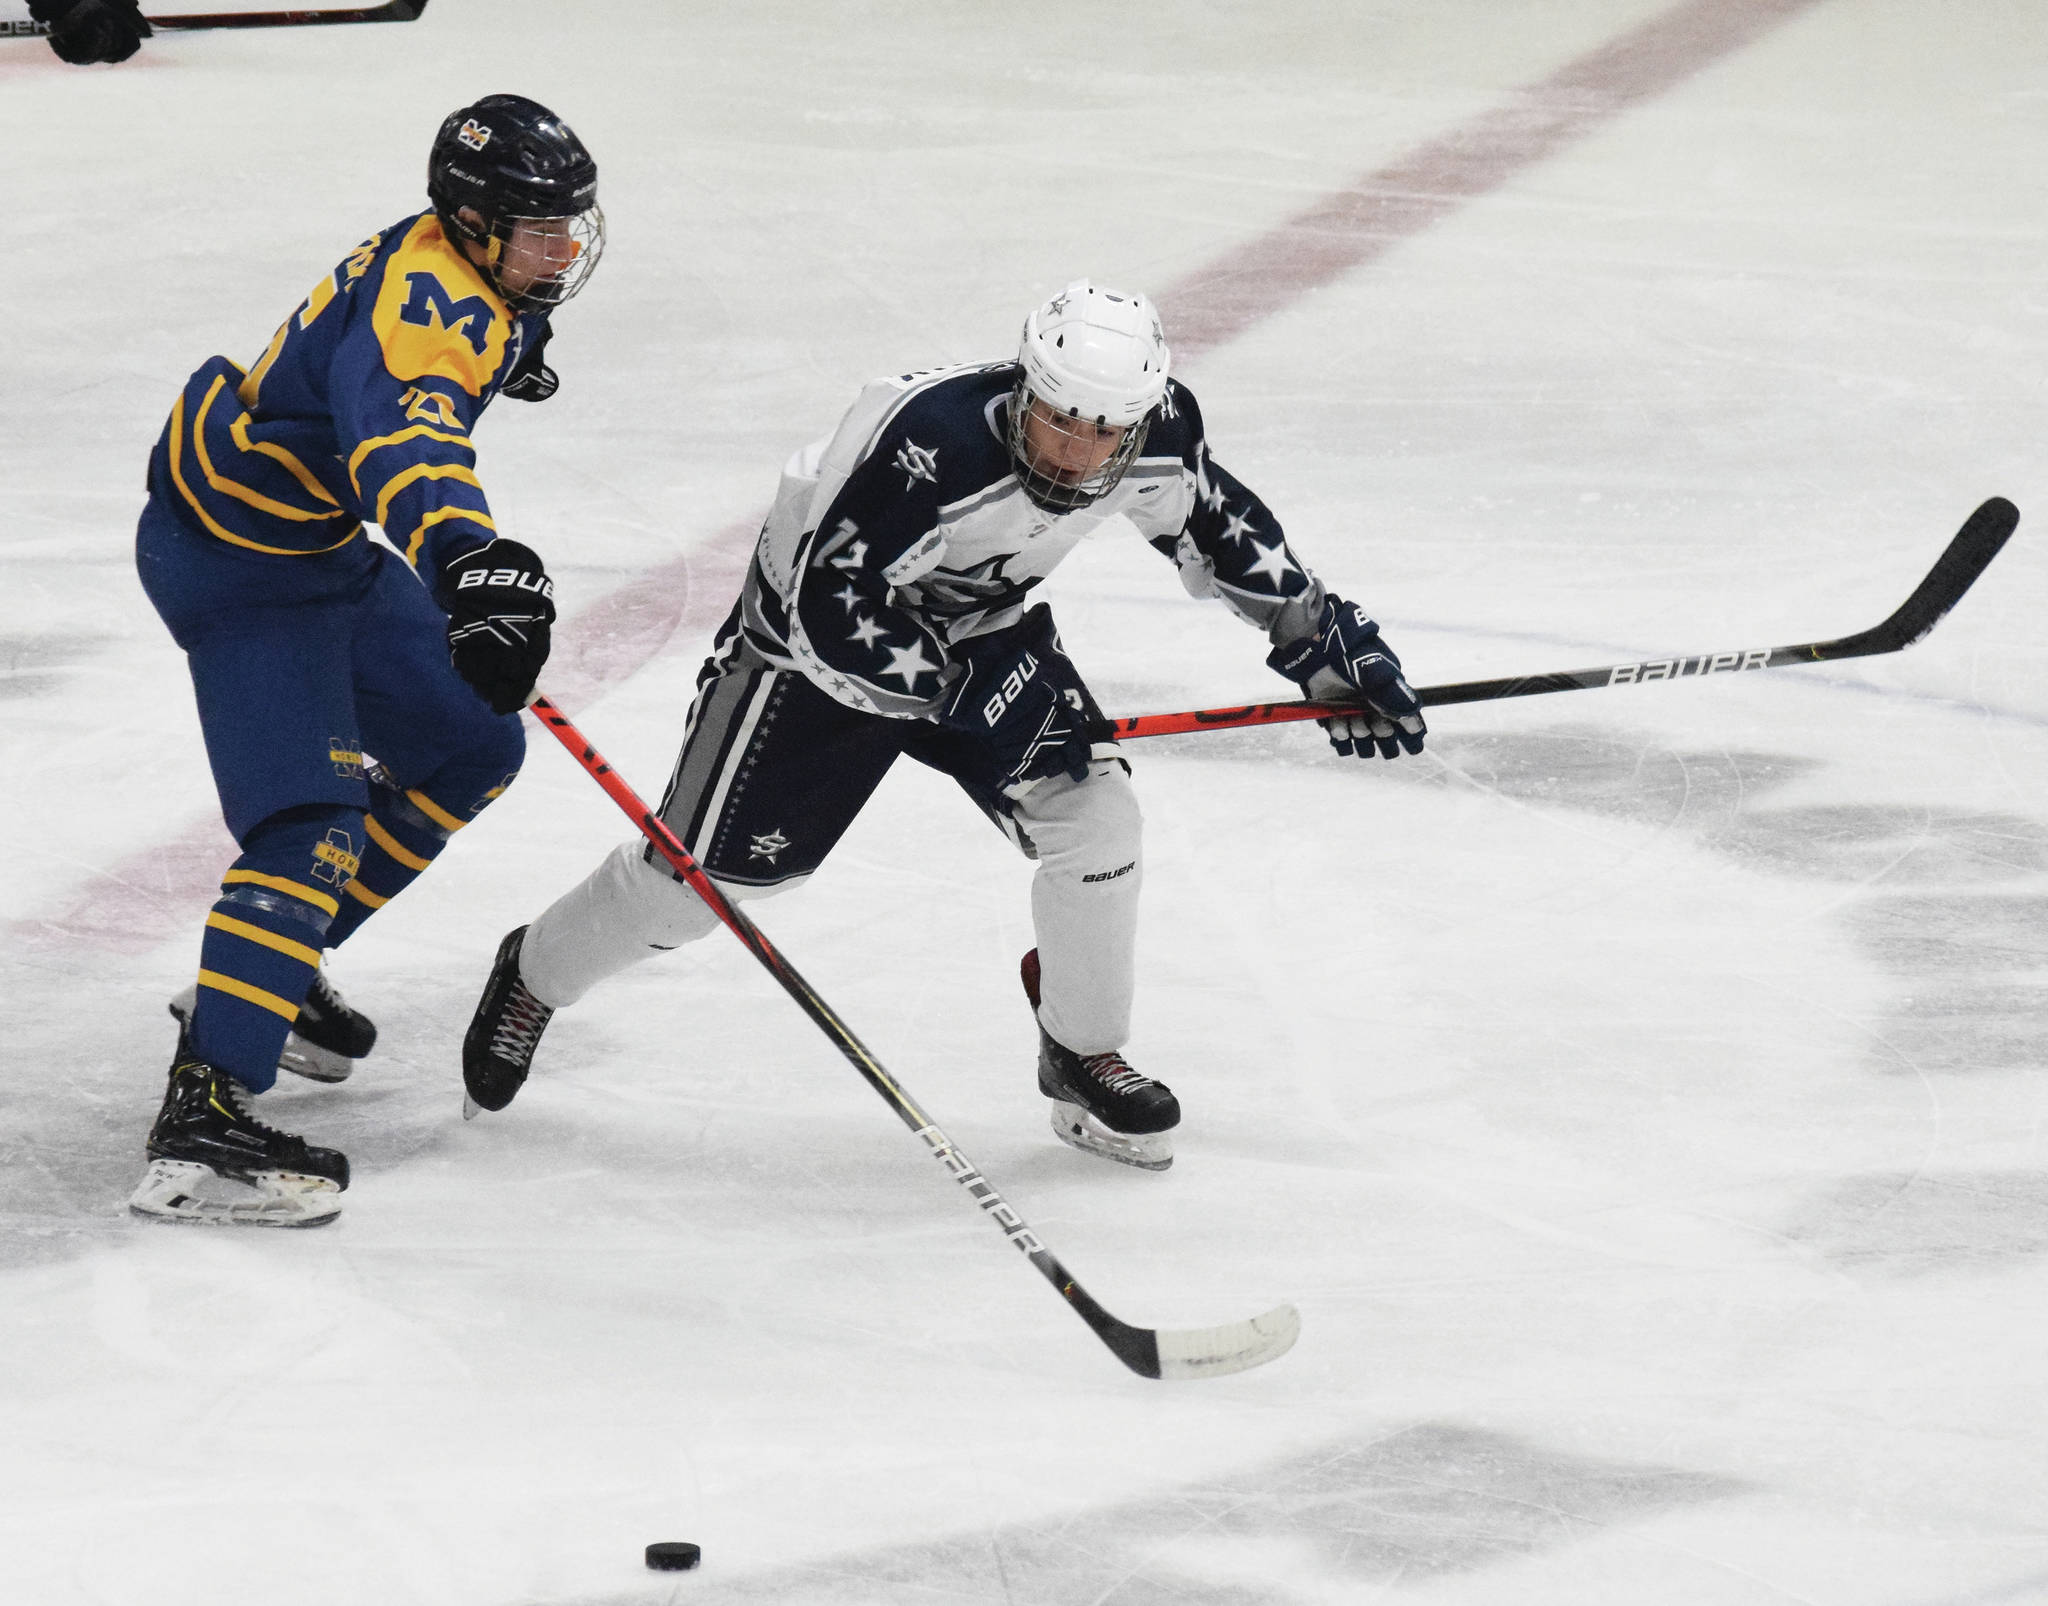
[129,94,605,1227]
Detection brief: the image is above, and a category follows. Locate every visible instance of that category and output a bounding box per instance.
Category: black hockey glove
[939,604,1096,800]
[439,540,556,715]
[1267,593,1426,760]
[500,324,558,404]
[29,0,150,63]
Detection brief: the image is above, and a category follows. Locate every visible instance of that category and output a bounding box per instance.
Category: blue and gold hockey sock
[323,766,513,948]
[188,806,362,1092]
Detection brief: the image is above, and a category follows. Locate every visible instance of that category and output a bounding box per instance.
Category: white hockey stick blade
[1154,1301,1301,1380]
[461,1095,482,1121]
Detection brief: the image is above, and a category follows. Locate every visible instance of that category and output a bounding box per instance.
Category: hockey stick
[4,1,424,35]
[1100,496,2018,741]
[523,693,1300,1382]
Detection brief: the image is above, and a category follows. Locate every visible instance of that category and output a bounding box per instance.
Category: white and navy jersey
[737,363,1329,718]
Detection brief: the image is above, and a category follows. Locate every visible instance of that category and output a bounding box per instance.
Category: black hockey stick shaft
[6,1,424,34]
[1102,496,2017,741]
[525,695,1286,1380]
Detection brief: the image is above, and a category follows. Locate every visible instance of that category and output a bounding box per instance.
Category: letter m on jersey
[398,273,495,357]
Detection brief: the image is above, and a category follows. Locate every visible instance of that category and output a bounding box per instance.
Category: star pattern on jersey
[834,582,862,612]
[1197,456,1226,514]
[893,439,939,490]
[748,829,791,864]
[1243,537,1299,590]
[879,639,940,692]
[1220,506,1257,546]
[847,613,886,649]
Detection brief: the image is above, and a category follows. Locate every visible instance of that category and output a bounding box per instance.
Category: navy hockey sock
[188,806,362,1092]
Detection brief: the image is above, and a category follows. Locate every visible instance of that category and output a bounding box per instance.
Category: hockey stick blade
[525,695,1299,1381]
[1154,1302,1302,1380]
[1101,497,2018,740]
[6,2,426,33]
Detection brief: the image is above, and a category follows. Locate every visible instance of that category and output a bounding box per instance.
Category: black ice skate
[1020,948,1179,1172]
[169,964,376,1085]
[129,1052,350,1228]
[462,926,554,1118]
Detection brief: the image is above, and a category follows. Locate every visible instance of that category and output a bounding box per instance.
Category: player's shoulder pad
[370,213,513,397]
[861,364,1017,506]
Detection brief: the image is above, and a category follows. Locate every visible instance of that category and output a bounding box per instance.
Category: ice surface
[5,2,2048,1602]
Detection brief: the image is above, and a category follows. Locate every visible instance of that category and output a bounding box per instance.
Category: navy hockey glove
[29,0,149,62]
[1266,594,1426,760]
[439,540,556,715]
[501,324,559,403]
[939,604,1096,799]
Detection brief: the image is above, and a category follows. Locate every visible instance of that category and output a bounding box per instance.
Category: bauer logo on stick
[1608,648,1770,685]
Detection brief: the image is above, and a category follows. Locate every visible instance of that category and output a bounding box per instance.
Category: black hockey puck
[645,1541,701,1572]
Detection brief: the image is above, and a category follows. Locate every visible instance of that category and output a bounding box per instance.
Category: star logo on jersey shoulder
[893,439,939,490]
[1220,506,1257,545]
[848,614,886,649]
[1244,537,1299,589]
[880,640,940,692]
[748,829,792,864]
[833,582,863,612]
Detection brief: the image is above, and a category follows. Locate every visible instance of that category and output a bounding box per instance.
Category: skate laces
[304,969,343,1020]
[490,982,553,1060]
[1080,1051,1153,1096]
[187,1061,282,1137]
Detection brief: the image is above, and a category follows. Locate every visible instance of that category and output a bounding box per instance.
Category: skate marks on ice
[1420,727,2048,1083]
[1181,724,2048,1268]
[555,1422,1743,1606]
[0,632,108,701]
[1781,1171,2048,1277]
[1186,721,2048,1069]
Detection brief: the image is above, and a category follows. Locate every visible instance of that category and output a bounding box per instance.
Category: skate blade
[1047,1100,1173,1171]
[127,1159,342,1228]
[461,1096,482,1122]
[278,1033,354,1084]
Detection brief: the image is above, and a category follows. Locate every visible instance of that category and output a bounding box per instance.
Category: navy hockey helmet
[428,93,604,312]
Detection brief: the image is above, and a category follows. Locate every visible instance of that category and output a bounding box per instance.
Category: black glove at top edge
[439,539,556,716]
[30,0,150,64]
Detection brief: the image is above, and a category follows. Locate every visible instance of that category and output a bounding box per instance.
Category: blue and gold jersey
[148,210,544,586]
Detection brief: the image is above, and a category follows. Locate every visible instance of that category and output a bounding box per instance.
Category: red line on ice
[17,0,1824,955]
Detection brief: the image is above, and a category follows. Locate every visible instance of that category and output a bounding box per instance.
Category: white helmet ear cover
[1017,281,1170,427]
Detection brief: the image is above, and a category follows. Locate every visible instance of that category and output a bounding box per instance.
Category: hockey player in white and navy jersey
[461,281,1426,1170]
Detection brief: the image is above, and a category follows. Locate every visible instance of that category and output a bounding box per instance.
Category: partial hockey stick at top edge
[1098,495,2018,742]
[3,1,425,35]
[518,693,1301,1382]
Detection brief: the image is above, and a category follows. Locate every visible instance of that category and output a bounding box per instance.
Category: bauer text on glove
[439,540,557,715]
[938,604,1097,799]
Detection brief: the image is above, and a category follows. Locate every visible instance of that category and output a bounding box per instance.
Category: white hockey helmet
[1008,280,1170,510]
